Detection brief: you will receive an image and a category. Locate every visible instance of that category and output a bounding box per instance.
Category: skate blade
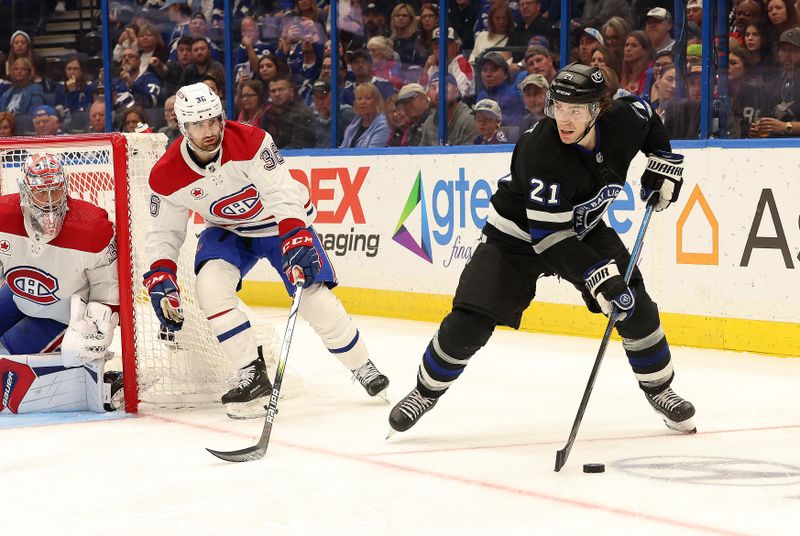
[225,397,270,420]
[385,429,397,440]
[660,414,697,434]
[374,389,390,404]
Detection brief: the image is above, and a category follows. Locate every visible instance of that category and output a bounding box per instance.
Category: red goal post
[0,133,285,412]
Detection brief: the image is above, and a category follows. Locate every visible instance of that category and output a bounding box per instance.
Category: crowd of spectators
[1,0,799,145]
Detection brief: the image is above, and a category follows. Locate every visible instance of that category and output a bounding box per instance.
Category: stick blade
[206,445,266,463]
[554,448,567,472]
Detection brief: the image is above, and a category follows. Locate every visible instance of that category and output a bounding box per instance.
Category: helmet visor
[546,98,593,123]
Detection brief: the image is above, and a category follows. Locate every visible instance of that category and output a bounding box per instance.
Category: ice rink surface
[2,309,799,536]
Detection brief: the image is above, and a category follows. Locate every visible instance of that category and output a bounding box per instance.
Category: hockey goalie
[0,153,122,413]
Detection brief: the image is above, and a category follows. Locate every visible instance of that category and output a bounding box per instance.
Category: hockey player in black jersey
[389,63,696,436]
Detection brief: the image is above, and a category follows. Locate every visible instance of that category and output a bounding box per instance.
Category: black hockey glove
[640,150,684,211]
[583,260,635,321]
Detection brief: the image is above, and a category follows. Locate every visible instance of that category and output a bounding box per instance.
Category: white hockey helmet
[18,153,69,242]
[174,82,226,154]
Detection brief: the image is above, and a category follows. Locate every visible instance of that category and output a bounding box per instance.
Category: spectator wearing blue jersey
[112,47,164,108]
[54,57,95,113]
[162,0,192,50]
[0,58,45,115]
[476,52,525,128]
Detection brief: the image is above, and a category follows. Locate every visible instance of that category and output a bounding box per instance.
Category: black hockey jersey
[483,96,671,284]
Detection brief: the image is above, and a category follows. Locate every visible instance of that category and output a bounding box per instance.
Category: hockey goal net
[0,133,287,412]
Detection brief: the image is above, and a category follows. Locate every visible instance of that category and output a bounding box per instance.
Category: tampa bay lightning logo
[209,184,264,221]
[573,184,624,239]
[5,265,60,305]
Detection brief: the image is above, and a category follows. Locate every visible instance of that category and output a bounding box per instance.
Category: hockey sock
[622,324,674,392]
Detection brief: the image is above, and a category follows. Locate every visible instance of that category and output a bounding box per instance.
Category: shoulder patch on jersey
[0,194,26,237]
[149,139,203,197]
[220,121,268,165]
[48,198,115,253]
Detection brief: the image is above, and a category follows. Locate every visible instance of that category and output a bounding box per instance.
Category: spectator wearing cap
[180,37,225,88]
[0,58,45,115]
[345,48,396,101]
[386,93,412,146]
[88,100,106,133]
[415,3,440,66]
[420,71,478,146]
[341,82,391,147]
[477,52,526,128]
[620,31,655,96]
[184,13,222,62]
[449,0,480,52]
[31,105,63,136]
[162,0,191,48]
[113,47,165,108]
[577,28,604,66]
[54,57,95,113]
[232,16,276,84]
[470,3,514,65]
[750,27,800,137]
[311,79,355,148]
[0,112,16,137]
[236,79,269,127]
[645,8,675,54]
[158,95,180,145]
[581,0,630,29]
[513,45,557,90]
[420,27,474,97]
[665,64,703,139]
[472,99,508,144]
[509,0,554,57]
[686,0,702,27]
[395,82,433,146]
[519,73,549,131]
[362,3,390,40]
[390,3,422,66]
[259,77,315,148]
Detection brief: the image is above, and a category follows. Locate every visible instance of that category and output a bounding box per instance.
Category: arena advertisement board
[241,147,799,353]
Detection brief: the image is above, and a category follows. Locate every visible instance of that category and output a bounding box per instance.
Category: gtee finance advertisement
[241,148,799,355]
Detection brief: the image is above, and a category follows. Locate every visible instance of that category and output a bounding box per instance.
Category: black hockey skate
[222,356,273,420]
[352,359,390,401]
[645,386,697,433]
[103,371,124,411]
[388,388,438,434]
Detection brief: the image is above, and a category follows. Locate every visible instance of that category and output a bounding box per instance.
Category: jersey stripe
[532,228,576,254]
[526,208,573,223]
[487,205,531,242]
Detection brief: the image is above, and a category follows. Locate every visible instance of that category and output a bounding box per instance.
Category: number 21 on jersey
[529,177,560,206]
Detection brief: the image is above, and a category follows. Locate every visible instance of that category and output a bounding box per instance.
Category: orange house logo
[676,184,718,265]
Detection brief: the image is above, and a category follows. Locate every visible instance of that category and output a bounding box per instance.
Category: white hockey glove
[640,150,684,211]
[62,295,119,367]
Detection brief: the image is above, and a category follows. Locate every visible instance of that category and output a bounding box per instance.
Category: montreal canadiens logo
[0,239,10,255]
[191,187,206,199]
[5,266,61,305]
[209,184,264,221]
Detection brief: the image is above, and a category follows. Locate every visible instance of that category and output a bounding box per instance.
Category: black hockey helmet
[547,63,606,104]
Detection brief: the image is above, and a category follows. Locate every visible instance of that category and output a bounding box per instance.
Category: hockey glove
[143,265,184,331]
[640,150,684,211]
[62,295,120,366]
[584,259,635,321]
[281,228,321,288]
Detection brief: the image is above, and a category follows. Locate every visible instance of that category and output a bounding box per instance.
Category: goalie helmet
[545,63,606,119]
[18,153,69,242]
[174,82,226,155]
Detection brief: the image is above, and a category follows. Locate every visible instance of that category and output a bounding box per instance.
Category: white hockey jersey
[0,194,119,325]
[145,121,315,270]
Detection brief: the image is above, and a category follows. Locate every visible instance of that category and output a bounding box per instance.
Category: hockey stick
[554,198,656,472]
[206,276,305,463]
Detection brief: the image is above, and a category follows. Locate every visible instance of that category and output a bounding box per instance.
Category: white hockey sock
[196,259,257,370]
[299,284,369,370]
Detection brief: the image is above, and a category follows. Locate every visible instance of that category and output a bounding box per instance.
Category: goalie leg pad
[196,259,258,370]
[298,283,369,370]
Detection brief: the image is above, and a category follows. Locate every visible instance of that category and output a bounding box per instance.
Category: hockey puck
[583,463,605,473]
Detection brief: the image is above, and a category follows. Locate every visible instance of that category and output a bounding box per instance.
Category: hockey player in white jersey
[143,83,389,418]
[0,153,122,413]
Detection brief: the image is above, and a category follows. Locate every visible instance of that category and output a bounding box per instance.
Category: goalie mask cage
[0,133,278,412]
